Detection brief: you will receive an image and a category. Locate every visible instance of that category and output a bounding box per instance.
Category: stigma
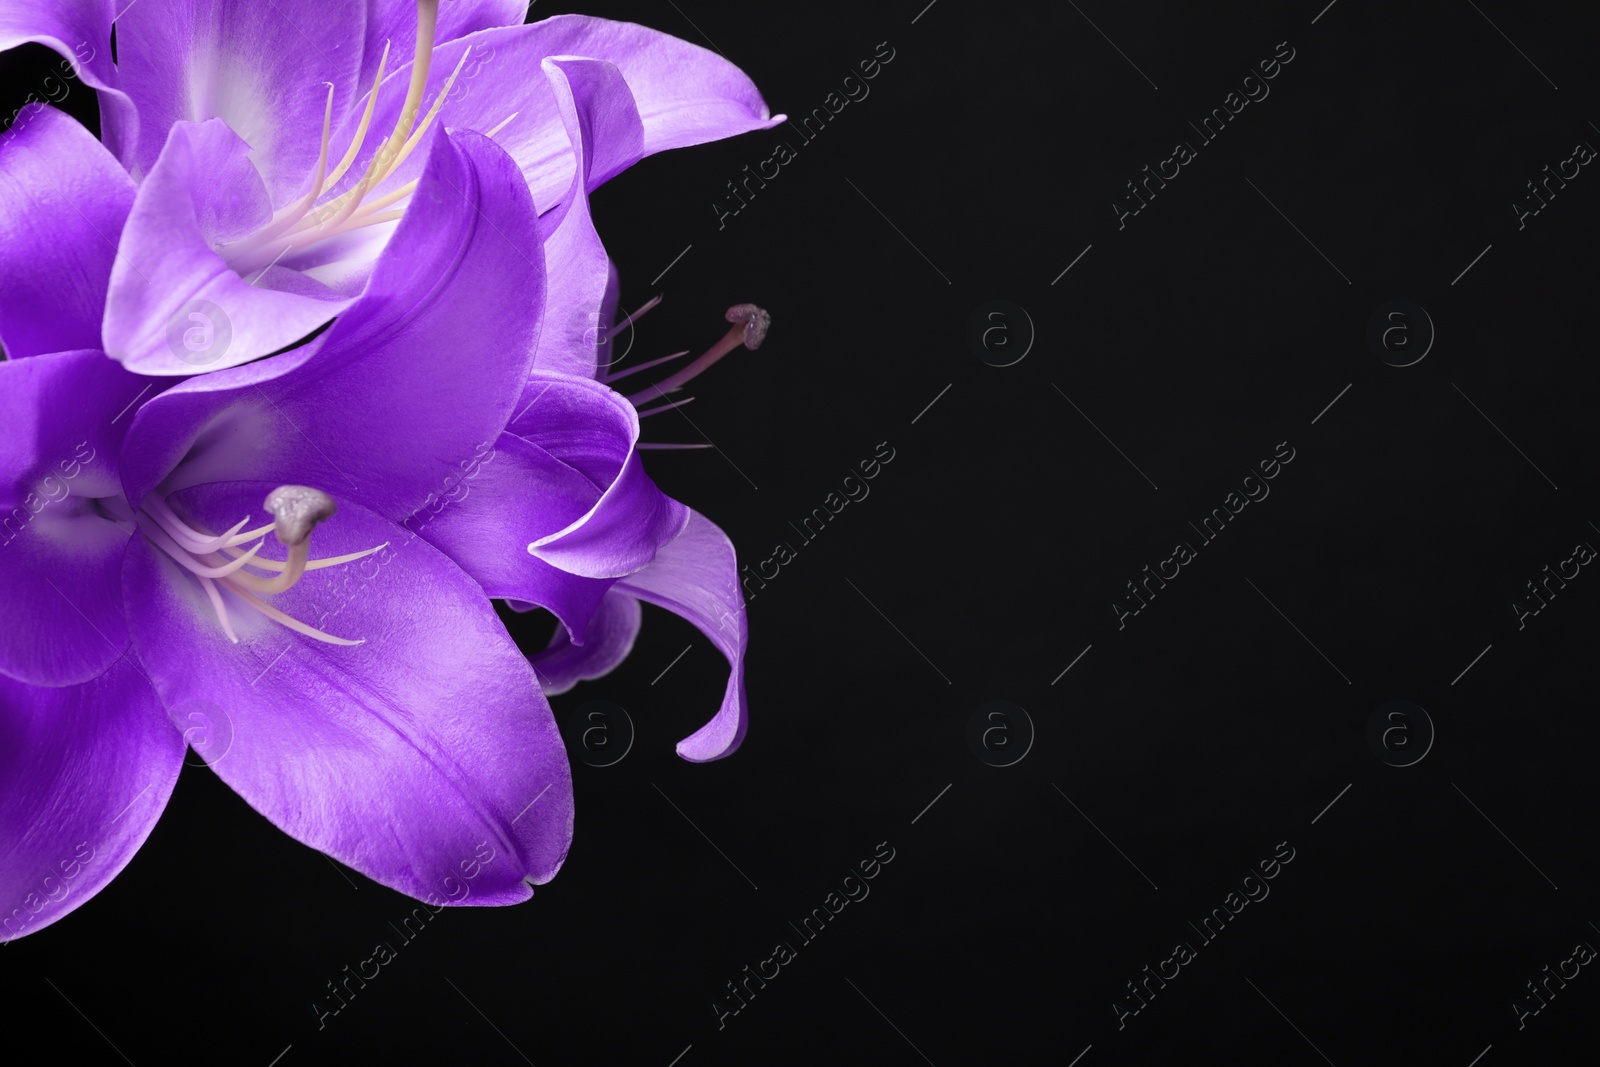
[135,485,386,645]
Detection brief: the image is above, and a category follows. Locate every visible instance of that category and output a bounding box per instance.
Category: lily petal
[113,0,367,197]
[0,351,151,687]
[529,57,640,378]
[0,1,134,159]
[123,482,574,899]
[411,431,614,645]
[516,371,689,578]
[614,510,748,761]
[103,119,353,375]
[119,126,542,522]
[528,588,641,695]
[328,13,782,214]
[0,106,135,359]
[0,658,183,941]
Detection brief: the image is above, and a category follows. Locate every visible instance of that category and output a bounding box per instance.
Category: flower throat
[220,0,507,278]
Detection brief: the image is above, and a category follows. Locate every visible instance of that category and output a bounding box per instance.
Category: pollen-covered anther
[264,485,337,547]
[725,303,770,350]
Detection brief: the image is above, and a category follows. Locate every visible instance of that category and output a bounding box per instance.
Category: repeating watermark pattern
[1366,700,1434,768]
[0,41,94,146]
[711,840,896,1029]
[562,700,635,768]
[311,841,497,1029]
[967,700,1035,767]
[1511,935,1596,1030]
[165,299,233,367]
[1366,300,1434,367]
[175,698,234,768]
[967,300,1034,367]
[1511,539,1594,630]
[11,2,1599,1062]
[713,41,897,230]
[2,843,95,940]
[1114,441,1297,629]
[1113,841,1296,1030]
[1512,138,1595,230]
[1113,40,1297,230]
[720,440,897,634]
[0,441,96,547]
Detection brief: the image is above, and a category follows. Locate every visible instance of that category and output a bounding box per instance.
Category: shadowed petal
[528,588,641,695]
[529,57,639,378]
[119,127,543,521]
[103,119,352,375]
[112,0,367,197]
[0,659,183,941]
[0,351,152,687]
[412,431,614,644]
[327,13,782,214]
[123,482,574,899]
[516,372,688,578]
[0,2,135,159]
[0,106,135,359]
[614,510,748,761]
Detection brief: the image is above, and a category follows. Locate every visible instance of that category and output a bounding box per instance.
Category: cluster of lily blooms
[0,0,783,939]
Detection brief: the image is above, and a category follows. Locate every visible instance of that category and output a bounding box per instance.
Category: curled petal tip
[264,485,337,546]
[725,303,770,350]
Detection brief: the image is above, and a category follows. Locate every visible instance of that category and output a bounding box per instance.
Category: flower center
[219,0,491,279]
[132,485,386,645]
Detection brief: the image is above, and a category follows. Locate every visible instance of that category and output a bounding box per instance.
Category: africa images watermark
[1512,136,1595,231]
[715,440,897,637]
[311,841,499,1030]
[1510,536,1594,630]
[1510,931,1597,1031]
[0,440,97,547]
[1113,840,1297,1030]
[1113,39,1297,230]
[2,842,96,940]
[711,840,897,1029]
[1114,441,1297,629]
[0,40,94,147]
[306,438,499,633]
[713,40,898,230]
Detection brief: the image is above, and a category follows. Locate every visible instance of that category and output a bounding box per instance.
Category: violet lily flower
[0,111,576,940]
[405,57,757,762]
[0,0,783,374]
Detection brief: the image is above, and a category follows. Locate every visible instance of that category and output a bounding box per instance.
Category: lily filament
[127,485,385,645]
[221,0,470,277]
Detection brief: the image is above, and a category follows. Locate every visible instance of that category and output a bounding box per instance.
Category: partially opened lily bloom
[0,0,783,373]
[0,116,577,940]
[392,55,756,762]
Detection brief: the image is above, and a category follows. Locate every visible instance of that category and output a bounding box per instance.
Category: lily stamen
[626,303,769,405]
[137,517,268,577]
[137,484,382,646]
[634,396,697,419]
[220,0,463,277]
[322,39,393,190]
[246,82,339,248]
[143,495,252,552]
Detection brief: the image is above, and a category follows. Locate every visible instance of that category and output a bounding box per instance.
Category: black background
[5,1,1600,1063]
